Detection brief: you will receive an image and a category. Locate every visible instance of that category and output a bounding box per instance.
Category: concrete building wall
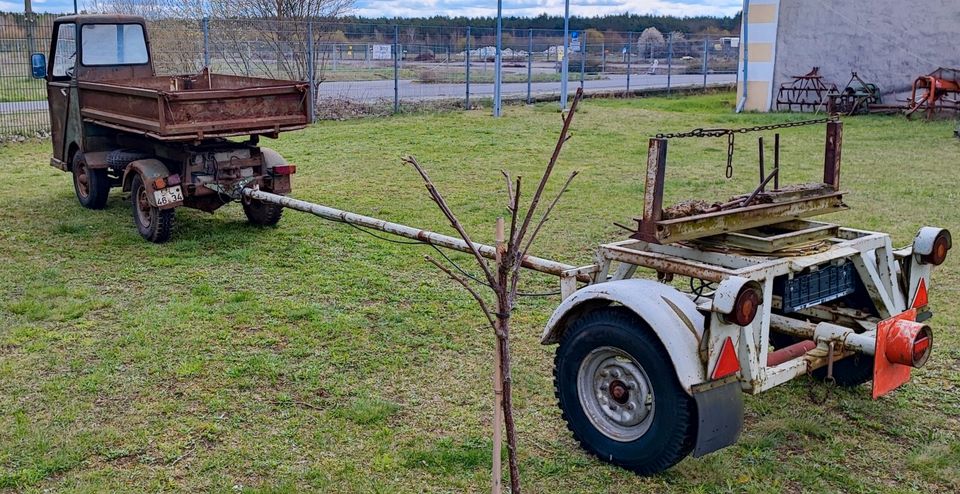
[739,0,960,111]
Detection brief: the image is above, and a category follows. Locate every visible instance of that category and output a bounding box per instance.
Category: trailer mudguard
[122,159,181,209]
[542,279,744,457]
[541,279,708,392]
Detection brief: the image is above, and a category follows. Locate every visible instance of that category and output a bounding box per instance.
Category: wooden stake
[492,217,505,494]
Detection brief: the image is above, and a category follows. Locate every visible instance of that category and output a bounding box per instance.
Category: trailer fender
[541,279,707,392]
[122,159,181,209]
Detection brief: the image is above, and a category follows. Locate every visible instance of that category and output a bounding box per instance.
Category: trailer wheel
[242,195,283,227]
[72,152,109,210]
[554,308,695,475]
[130,174,174,243]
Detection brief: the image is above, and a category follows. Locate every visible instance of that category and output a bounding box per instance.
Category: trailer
[32,15,310,242]
[232,118,950,475]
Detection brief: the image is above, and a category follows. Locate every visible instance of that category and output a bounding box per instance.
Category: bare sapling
[403,87,584,493]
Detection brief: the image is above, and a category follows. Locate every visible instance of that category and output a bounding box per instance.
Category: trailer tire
[770,332,872,387]
[72,152,110,210]
[131,174,174,243]
[242,195,283,227]
[554,307,695,475]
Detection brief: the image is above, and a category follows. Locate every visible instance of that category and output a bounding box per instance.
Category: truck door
[46,21,77,164]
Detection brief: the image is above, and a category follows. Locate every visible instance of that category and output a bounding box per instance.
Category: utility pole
[559,0,570,110]
[24,0,35,59]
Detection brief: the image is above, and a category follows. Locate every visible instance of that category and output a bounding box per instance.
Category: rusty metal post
[638,138,668,242]
[823,121,843,189]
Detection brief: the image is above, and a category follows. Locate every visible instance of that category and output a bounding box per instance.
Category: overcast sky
[5,0,742,18]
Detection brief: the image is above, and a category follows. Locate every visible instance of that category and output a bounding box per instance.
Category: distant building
[736,0,960,111]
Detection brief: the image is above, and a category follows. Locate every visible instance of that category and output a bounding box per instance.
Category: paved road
[318,73,736,102]
[0,73,736,115]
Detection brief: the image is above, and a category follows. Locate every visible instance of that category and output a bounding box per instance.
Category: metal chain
[655,117,838,139]
[655,116,838,180]
[725,133,735,178]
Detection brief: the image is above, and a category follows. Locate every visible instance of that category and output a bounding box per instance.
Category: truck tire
[72,152,110,210]
[130,174,174,243]
[769,332,873,387]
[554,308,696,475]
[242,195,283,226]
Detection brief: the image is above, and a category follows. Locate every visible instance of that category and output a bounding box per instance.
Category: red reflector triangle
[912,278,928,308]
[712,336,740,380]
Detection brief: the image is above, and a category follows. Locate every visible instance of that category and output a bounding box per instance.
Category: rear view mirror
[31,53,46,79]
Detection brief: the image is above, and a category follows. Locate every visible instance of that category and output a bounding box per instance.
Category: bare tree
[403,88,584,494]
[638,26,665,61]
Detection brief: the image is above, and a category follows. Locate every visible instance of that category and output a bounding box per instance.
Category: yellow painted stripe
[744,81,771,111]
[748,4,778,24]
[747,42,774,63]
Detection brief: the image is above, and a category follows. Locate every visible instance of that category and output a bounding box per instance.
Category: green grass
[1,92,959,492]
[0,76,45,103]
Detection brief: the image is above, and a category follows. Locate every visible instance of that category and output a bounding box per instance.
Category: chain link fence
[0,13,740,135]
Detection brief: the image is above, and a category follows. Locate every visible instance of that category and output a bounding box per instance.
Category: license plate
[153,185,183,207]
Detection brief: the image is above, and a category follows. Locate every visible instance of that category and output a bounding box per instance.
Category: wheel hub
[136,186,152,226]
[76,163,89,197]
[577,346,655,442]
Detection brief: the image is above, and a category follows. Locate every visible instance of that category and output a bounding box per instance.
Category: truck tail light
[271,165,297,175]
[153,177,167,189]
[725,285,760,326]
[921,230,951,265]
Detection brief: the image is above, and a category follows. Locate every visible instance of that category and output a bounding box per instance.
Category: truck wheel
[242,195,283,226]
[770,332,872,387]
[72,152,110,209]
[554,308,695,475]
[130,174,174,243]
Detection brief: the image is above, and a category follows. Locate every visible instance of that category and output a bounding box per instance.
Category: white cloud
[353,0,742,18]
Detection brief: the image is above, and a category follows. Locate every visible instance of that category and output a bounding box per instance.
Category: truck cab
[32,15,309,243]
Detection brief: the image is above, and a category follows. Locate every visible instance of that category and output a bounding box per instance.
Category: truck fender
[259,147,288,169]
[122,159,180,209]
[541,279,707,392]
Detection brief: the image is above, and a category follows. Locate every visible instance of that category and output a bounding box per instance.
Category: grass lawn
[1,92,958,493]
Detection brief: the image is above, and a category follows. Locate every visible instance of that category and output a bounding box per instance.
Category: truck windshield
[81,24,148,66]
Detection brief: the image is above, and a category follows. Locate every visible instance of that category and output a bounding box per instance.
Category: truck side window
[81,24,149,66]
[51,23,77,78]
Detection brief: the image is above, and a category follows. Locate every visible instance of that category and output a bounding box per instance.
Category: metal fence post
[466,26,471,109]
[527,29,533,104]
[202,17,210,69]
[493,1,503,117]
[626,32,633,93]
[702,37,709,90]
[667,33,673,96]
[307,20,316,123]
[601,41,605,74]
[393,25,399,114]
[579,39,585,88]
